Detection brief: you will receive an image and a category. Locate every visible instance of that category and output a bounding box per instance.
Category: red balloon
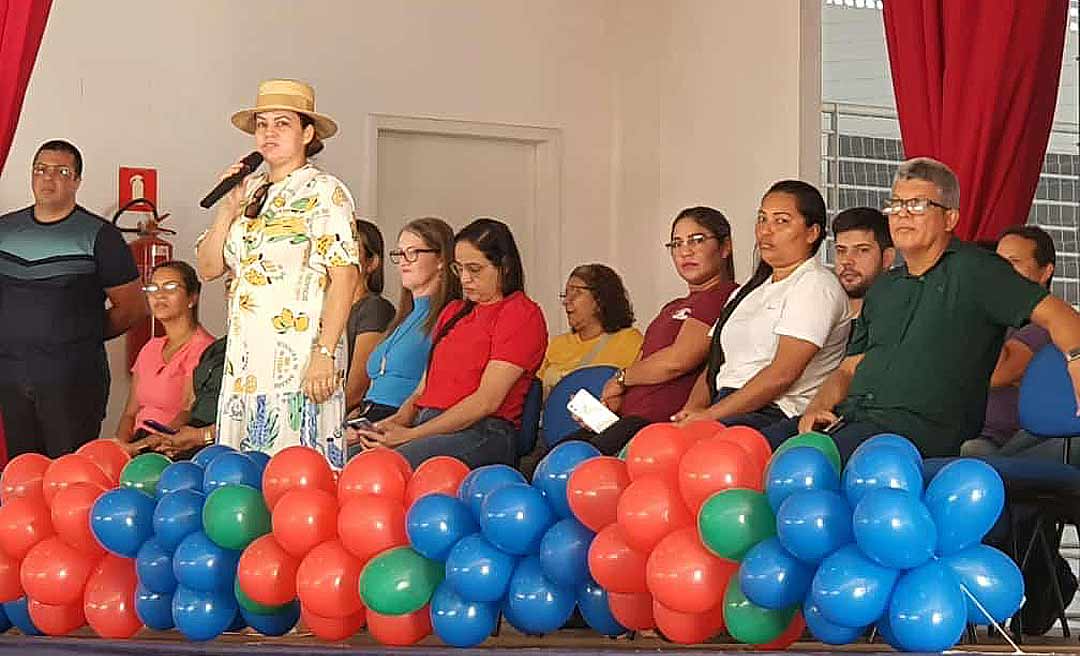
[83,554,142,638]
[367,605,432,646]
[262,446,336,511]
[607,591,655,630]
[753,611,805,649]
[646,527,737,614]
[0,549,22,603]
[301,604,366,641]
[0,453,50,502]
[21,536,97,606]
[338,494,407,561]
[653,599,725,644]
[713,426,772,476]
[405,456,469,507]
[338,449,408,505]
[678,436,761,513]
[237,534,299,606]
[42,454,111,507]
[626,424,694,483]
[271,488,338,558]
[681,419,726,441]
[616,475,692,553]
[51,482,107,554]
[587,524,648,594]
[76,440,131,485]
[28,598,85,635]
[0,495,55,560]
[568,456,630,532]
[296,540,364,618]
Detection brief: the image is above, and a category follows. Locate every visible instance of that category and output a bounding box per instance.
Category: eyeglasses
[32,164,76,179]
[558,284,593,302]
[142,281,184,295]
[244,182,271,219]
[664,233,718,252]
[449,261,490,278]
[882,197,952,216]
[389,247,438,264]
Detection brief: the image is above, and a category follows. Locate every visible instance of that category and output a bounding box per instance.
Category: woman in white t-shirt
[674,180,850,438]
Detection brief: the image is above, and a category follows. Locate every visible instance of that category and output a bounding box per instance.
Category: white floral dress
[214,164,359,468]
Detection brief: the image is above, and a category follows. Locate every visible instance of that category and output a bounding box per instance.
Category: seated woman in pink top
[114,261,214,455]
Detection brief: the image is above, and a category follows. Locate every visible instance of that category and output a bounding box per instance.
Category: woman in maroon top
[350,218,547,467]
[585,207,737,454]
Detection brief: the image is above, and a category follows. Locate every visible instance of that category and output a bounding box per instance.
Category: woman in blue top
[349,217,461,428]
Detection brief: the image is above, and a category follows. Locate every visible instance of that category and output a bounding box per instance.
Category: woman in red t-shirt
[351,218,547,468]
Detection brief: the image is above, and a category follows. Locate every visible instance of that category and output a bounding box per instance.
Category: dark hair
[832,207,893,250]
[297,114,325,158]
[151,260,201,321]
[671,206,736,281]
[704,180,827,399]
[999,224,1056,286]
[568,264,635,333]
[34,140,83,177]
[354,219,385,295]
[383,217,461,337]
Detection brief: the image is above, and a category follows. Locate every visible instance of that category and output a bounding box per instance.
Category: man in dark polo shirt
[0,140,146,457]
[798,157,1080,460]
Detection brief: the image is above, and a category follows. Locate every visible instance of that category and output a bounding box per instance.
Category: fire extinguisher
[113,198,176,371]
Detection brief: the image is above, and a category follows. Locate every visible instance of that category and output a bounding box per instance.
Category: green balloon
[119,452,171,495]
[772,432,842,475]
[698,488,775,561]
[359,546,443,616]
[234,577,291,615]
[203,484,271,551]
[723,576,797,645]
[617,439,632,461]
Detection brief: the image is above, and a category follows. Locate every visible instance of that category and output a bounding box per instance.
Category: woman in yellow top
[540,264,643,396]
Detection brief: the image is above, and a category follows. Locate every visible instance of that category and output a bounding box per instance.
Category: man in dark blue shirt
[0,140,146,457]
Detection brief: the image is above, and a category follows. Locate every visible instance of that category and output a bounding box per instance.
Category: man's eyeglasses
[142,281,184,295]
[244,182,271,219]
[32,164,76,180]
[558,284,593,302]
[664,233,718,252]
[882,197,952,216]
[389,247,438,264]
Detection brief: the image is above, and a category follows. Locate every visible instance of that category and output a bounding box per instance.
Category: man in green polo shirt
[798,157,1080,460]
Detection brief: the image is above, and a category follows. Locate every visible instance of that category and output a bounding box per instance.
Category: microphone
[199,151,264,209]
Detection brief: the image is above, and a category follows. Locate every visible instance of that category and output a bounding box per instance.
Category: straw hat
[231,79,338,140]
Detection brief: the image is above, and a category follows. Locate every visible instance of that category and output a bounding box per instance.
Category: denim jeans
[395,407,517,469]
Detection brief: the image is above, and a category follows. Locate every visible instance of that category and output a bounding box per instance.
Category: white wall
[0,0,819,436]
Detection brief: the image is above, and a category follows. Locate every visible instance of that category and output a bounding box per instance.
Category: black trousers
[0,376,106,458]
[569,415,653,456]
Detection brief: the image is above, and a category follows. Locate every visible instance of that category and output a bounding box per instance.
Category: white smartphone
[567,388,620,433]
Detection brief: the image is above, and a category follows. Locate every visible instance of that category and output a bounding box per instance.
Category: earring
[188,304,194,309]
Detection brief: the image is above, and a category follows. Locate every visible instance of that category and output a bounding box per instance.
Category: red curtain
[0,0,52,175]
[882,0,1069,242]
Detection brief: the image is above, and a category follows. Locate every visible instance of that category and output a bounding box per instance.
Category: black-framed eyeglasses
[142,281,184,295]
[664,233,718,252]
[389,247,439,264]
[882,197,952,216]
[244,182,271,219]
[558,284,594,302]
[32,164,76,180]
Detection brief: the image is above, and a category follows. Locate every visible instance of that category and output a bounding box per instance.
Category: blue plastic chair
[517,378,543,459]
[541,365,618,449]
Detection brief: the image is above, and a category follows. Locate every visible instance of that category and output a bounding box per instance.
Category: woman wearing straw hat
[195,79,359,468]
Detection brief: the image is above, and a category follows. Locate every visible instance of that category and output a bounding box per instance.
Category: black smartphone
[344,416,382,433]
[142,419,178,435]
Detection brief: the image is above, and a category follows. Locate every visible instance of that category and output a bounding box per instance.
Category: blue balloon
[765,446,841,512]
[776,490,853,564]
[0,603,10,633]
[243,450,271,476]
[430,580,499,647]
[852,488,936,570]
[942,544,1023,625]
[481,483,555,555]
[842,444,923,507]
[135,584,175,630]
[2,597,41,636]
[191,444,236,468]
[458,465,526,523]
[875,609,904,650]
[851,433,922,465]
[406,493,478,561]
[804,597,863,645]
[241,600,299,637]
[226,609,247,632]
[504,556,575,635]
[739,537,813,610]
[91,487,158,557]
[173,530,240,593]
[157,462,205,498]
[532,441,601,518]
[539,518,593,587]
[577,579,627,637]
[203,452,261,492]
[153,489,206,552]
[810,544,897,628]
[137,537,178,594]
[924,459,1005,555]
[888,560,967,652]
[445,533,517,602]
[172,585,238,642]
